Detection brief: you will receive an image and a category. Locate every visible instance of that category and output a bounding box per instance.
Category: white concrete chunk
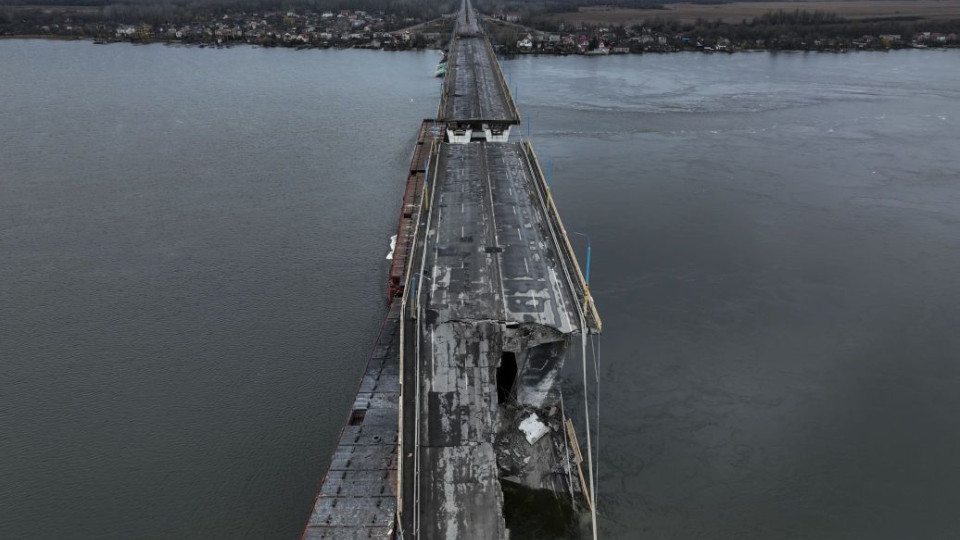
[519,414,549,445]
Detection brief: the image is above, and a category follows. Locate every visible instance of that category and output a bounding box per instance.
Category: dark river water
[2,42,960,539]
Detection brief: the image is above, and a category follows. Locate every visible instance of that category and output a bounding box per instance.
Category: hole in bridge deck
[348,409,366,426]
[496,352,518,405]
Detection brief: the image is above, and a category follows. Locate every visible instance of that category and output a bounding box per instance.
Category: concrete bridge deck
[438,0,519,129]
[439,37,518,125]
[404,142,585,538]
[302,303,400,540]
[421,143,580,332]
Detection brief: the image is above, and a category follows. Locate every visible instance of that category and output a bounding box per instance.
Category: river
[2,41,959,539]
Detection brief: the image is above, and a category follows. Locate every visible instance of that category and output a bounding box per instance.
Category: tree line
[1,0,456,27]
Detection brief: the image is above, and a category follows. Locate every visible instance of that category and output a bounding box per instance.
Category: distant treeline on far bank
[0,0,457,48]
[2,0,959,54]
[485,8,960,54]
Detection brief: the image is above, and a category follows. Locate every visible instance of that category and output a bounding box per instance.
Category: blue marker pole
[547,159,553,188]
[585,243,592,285]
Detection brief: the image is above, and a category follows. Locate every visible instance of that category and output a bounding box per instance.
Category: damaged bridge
[398,0,600,537]
[301,0,600,538]
[399,138,600,537]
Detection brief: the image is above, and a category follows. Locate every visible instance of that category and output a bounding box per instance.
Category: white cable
[591,334,601,514]
[582,330,598,540]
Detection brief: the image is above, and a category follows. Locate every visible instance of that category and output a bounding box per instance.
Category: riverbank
[0,33,447,50]
[483,15,960,55]
[6,4,958,55]
[0,7,453,50]
[3,32,958,57]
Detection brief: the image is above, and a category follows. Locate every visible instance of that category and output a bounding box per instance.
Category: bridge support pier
[446,124,512,144]
[446,127,473,144]
[483,124,511,143]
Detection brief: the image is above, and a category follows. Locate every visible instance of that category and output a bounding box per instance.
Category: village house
[517,34,533,50]
[115,24,137,37]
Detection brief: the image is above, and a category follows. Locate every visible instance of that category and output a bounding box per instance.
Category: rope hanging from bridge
[590,333,602,526]
[581,329,600,540]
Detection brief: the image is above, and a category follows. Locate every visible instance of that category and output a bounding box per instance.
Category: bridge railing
[521,140,602,333]
[437,22,459,121]
[396,134,441,536]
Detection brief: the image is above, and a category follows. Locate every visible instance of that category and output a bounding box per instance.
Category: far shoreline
[2,34,958,57]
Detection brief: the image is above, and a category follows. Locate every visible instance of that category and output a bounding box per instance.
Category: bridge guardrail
[396,135,440,532]
[437,24,458,121]
[522,140,602,333]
